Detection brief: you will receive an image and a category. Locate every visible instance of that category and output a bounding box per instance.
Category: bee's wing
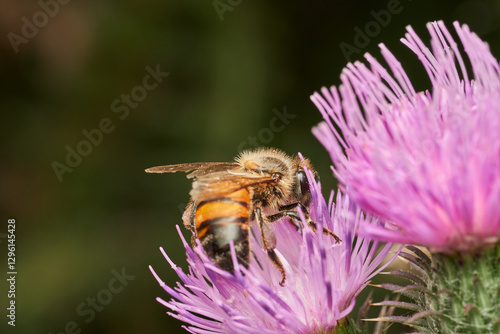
[145,162,239,178]
[191,170,276,201]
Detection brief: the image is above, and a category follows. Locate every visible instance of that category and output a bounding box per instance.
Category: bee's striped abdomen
[193,189,250,272]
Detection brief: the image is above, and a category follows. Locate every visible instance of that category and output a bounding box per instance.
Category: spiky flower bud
[430,245,500,333]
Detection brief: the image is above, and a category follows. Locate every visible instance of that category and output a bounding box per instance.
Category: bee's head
[292,158,319,207]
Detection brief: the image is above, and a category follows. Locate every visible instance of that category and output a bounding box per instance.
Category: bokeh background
[2,0,500,333]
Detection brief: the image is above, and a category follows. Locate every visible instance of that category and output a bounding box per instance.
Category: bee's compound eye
[296,170,309,197]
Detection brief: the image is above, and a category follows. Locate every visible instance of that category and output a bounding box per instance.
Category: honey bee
[146,148,340,285]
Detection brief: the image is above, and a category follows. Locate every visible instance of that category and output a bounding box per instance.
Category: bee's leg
[268,203,341,243]
[267,210,303,234]
[255,207,286,286]
[182,200,198,247]
[249,227,264,271]
[190,234,197,248]
[251,251,264,271]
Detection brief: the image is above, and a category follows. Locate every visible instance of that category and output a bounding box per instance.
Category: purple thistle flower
[150,171,396,334]
[311,21,500,252]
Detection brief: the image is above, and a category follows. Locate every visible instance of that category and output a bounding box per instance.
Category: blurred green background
[1,0,500,333]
